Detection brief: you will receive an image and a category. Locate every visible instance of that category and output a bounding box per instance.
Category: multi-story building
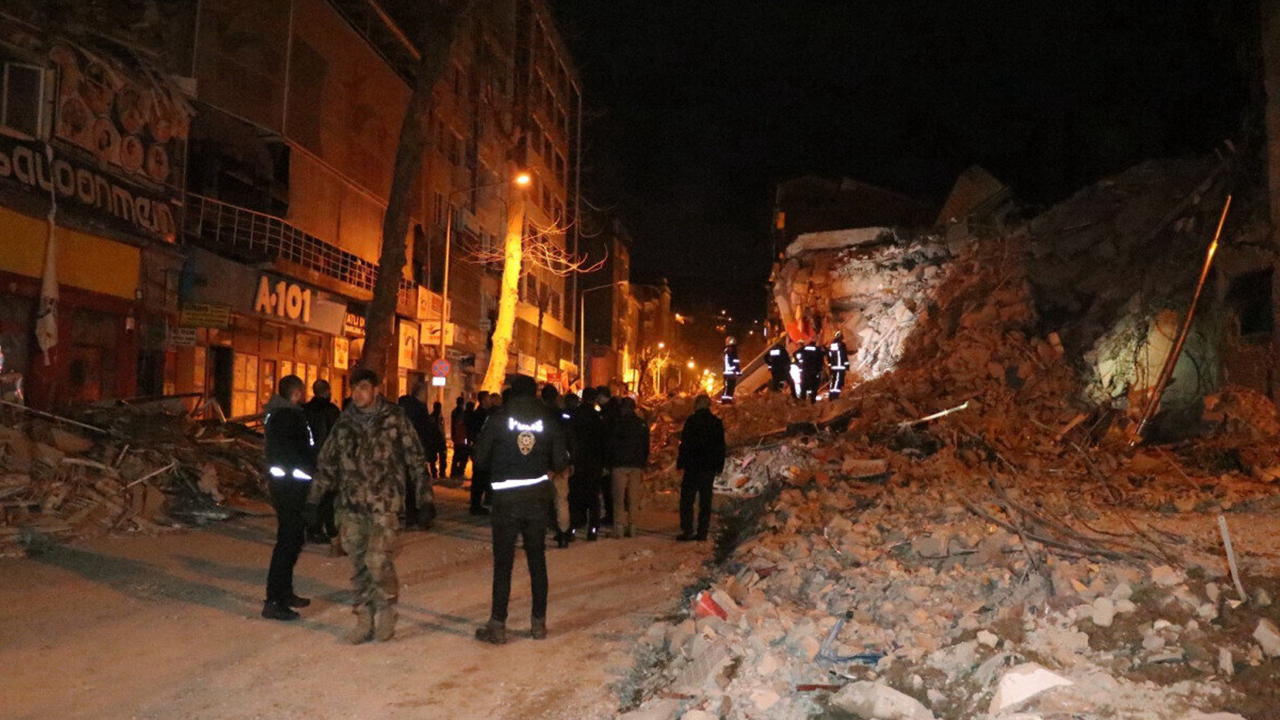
[0,0,583,414]
[581,217,636,388]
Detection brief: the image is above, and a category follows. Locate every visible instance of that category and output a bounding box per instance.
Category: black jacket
[723,345,742,376]
[264,394,316,479]
[766,343,790,376]
[302,396,341,450]
[570,403,607,470]
[475,396,569,482]
[798,342,825,377]
[398,394,434,451]
[466,405,489,445]
[609,412,650,468]
[425,409,446,451]
[676,408,726,474]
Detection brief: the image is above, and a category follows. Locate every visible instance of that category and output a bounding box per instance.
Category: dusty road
[0,486,704,720]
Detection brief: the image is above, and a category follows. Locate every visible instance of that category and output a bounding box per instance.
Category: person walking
[608,397,649,538]
[397,381,434,528]
[449,396,468,478]
[304,369,431,644]
[676,394,726,542]
[473,375,569,644]
[720,336,742,403]
[302,379,341,546]
[262,375,316,621]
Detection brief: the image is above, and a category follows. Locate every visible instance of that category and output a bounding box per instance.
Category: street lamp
[578,280,629,388]
[438,170,530,401]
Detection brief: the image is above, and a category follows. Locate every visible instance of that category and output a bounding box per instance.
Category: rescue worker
[720,336,742,403]
[303,368,430,644]
[765,339,791,393]
[798,337,825,403]
[789,346,803,399]
[827,331,849,399]
[473,375,569,644]
[302,379,341,546]
[262,375,316,621]
[676,394,726,541]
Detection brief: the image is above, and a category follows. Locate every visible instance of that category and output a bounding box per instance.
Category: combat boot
[474,618,507,645]
[374,606,398,642]
[345,605,375,645]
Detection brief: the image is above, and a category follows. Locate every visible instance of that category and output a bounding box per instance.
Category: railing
[183,193,382,294]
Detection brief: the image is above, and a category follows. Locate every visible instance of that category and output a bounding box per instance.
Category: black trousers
[600,472,615,526]
[450,443,471,478]
[470,470,492,511]
[769,370,789,392]
[314,489,338,540]
[568,466,602,529]
[490,481,553,623]
[680,470,716,539]
[801,375,820,403]
[266,479,309,602]
[721,374,737,401]
[830,369,846,397]
[427,447,447,478]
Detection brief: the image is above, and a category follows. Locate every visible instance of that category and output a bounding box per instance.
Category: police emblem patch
[518,431,536,455]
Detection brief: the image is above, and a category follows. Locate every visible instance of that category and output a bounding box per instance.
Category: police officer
[473,375,569,644]
[827,331,849,399]
[262,374,316,621]
[798,337,825,403]
[765,339,791,393]
[720,336,742,403]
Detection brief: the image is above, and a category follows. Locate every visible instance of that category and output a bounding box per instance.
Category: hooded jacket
[264,394,316,480]
[308,395,428,515]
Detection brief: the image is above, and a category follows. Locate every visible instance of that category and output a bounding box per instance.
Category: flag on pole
[36,144,58,366]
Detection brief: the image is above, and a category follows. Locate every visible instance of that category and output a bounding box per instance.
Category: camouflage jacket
[308,395,429,516]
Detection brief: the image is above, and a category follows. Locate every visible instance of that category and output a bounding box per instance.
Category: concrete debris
[0,403,262,555]
[988,663,1073,714]
[1253,619,1280,658]
[830,681,935,720]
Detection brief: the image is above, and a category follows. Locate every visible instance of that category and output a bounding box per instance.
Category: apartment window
[434,192,446,227]
[1,62,52,139]
[555,152,566,185]
[448,132,463,166]
[550,291,561,321]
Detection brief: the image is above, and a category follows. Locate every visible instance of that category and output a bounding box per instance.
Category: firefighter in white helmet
[720,336,741,403]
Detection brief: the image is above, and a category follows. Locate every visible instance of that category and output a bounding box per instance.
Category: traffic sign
[431,358,451,377]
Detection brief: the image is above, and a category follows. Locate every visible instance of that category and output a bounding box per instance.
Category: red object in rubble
[693,591,728,620]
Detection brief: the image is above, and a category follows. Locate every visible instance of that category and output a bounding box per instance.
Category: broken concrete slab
[988,663,1073,714]
[831,681,936,720]
[1253,619,1280,658]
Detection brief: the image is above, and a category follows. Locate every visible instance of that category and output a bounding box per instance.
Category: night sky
[550,1,1255,319]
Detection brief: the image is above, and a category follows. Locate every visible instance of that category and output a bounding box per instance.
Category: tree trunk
[481,203,525,392]
[361,0,474,384]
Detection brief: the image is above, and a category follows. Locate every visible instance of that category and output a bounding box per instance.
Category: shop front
[178,247,347,418]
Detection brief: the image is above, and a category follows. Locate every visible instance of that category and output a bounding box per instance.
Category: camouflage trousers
[339,512,399,610]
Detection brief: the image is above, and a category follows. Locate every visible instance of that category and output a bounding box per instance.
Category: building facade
[0,0,584,414]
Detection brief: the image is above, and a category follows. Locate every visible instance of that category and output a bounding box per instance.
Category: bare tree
[361,0,475,382]
[463,217,604,391]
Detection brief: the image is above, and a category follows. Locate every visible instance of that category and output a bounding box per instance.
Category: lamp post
[437,171,530,402]
[578,280,629,389]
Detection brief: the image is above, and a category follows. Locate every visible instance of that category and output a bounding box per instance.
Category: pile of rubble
[0,403,263,556]
[620,209,1280,718]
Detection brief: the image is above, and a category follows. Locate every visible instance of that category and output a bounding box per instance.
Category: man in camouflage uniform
[305,368,431,644]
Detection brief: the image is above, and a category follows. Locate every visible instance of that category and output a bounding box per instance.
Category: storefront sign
[179,302,231,329]
[421,320,455,347]
[167,326,198,348]
[0,133,181,242]
[181,248,346,335]
[333,337,350,370]
[398,320,419,370]
[415,287,451,322]
[254,275,313,324]
[343,312,366,337]
[516,352,536,377]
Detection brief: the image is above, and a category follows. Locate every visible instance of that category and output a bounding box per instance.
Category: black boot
[262,600,300,621]
[284,594,311,608]
[475,619,507,645]
[587,526,598,541]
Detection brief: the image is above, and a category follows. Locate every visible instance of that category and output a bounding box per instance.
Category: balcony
[184,193,412,302]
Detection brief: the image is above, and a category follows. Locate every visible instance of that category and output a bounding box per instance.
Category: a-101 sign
[253,275,313,324]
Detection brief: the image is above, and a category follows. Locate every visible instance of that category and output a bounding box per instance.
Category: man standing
[765,339,791,393]
[449,396,468,478]
[302,379,341,545]
[398,381,434,527]
[427,401,447,479]
[553,392,579,547]
[467,391,494,514]
[720,336,741,403]
[798,337,825,403]
[608,397,649,538]
[473,375,568,644]
[676,394,725,542]
[827,331,849,399]
[262,375,316,621]
[304,369,430,644]
[569,388,607,540]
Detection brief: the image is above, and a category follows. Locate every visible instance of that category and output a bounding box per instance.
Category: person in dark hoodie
[675,394,726,542]
[608,397,650,538]
[472,375,568,644]
[302,379,341,546]
[262,374,316,621]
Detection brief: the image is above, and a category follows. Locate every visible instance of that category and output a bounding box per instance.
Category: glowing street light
[686,360,695,369]
[514,171,532,187]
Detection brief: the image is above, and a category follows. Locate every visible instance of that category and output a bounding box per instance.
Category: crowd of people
[259,369,726,646]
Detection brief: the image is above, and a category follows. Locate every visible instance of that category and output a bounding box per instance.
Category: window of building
[550,291,561,320]
[1228,268,1274,339]
[448,131,463,166]
[434,192,446,226]
[1,61,52,139]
